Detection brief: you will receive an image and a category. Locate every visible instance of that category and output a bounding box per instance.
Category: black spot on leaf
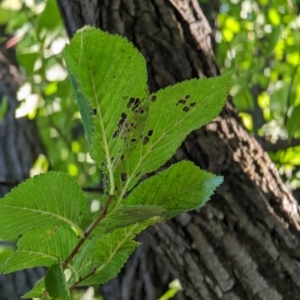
[143,136,149,145]
[112,130,118,139]
[113,112,128,139]
[128,98,139,111]
[185,95,190,99]
[151,95,157,102]
[134,98,140,106]
[120,154,124,160]
[121,173,127,182]
[127,97,135,108]
[148,130,154,136]
[131,123,137,129]
[190,102,196,107]
[176,99,187,106]
[182,106,189,112]
[93,108,97,115]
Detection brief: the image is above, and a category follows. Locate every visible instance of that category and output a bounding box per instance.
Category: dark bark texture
[56,1,300,299]
[0,27,45,299]
[0,33,40,197]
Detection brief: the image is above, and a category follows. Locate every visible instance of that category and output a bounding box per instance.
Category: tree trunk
[0,27,45,299]
[56,0,300,299]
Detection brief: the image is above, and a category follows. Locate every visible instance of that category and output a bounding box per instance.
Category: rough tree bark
[55,1,300,299]
[0,27,45,299]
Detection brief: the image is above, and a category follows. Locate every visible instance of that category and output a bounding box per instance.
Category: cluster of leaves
[0,27,230,298]
[216,0,300,190]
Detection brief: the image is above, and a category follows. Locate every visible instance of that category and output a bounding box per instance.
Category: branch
[63,193,113,267]
[0,180,19,187]
[41,194,113,299]
[81,186,104,192]
[257,136,300,152]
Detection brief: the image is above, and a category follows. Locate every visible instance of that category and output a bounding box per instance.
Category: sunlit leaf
[71,221,156,286]
[0,172,85,240]
[1,227,78,273]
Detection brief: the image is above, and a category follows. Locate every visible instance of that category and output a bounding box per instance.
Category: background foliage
[216,0,300,193]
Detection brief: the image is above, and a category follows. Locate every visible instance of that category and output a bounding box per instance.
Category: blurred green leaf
[0,8,17,24]
[270,81,289,114]
[0,96,8,121]
[37,0,62,36]
[287,105,300,138]
[17,52,39,74]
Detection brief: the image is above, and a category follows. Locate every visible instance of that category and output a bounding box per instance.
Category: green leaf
[65,26,229,199]
[0,244,14,265]
[71,221,155,286]
[287,104,300,138]
[45,263,71,300]
[22,277,49,299]
[0,172,85,240]
[93,161,221,235]
[96,205,165,234]
[96,161,222,234]
[64,26,148,194]
[69,72,94,146]
[17,52,39,74]
[1,227,78,273]
[94,161,223,237]
[0,8,17,24]
[0,96,8,121]
[123,161,223,219]
[114,74,230,199]
[37,0,62,35]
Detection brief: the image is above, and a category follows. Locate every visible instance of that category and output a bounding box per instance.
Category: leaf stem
[69,266,97,290]
[63,194,113,268]
[40,291,47,300]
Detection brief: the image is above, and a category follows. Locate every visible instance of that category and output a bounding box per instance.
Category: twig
[69,266,97,290]
[81,186,104,192]
[0,180,19,187]
[40,194,113,299]
[62,194,113,268]
[41,290,48,300]
[257,136,300,152]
